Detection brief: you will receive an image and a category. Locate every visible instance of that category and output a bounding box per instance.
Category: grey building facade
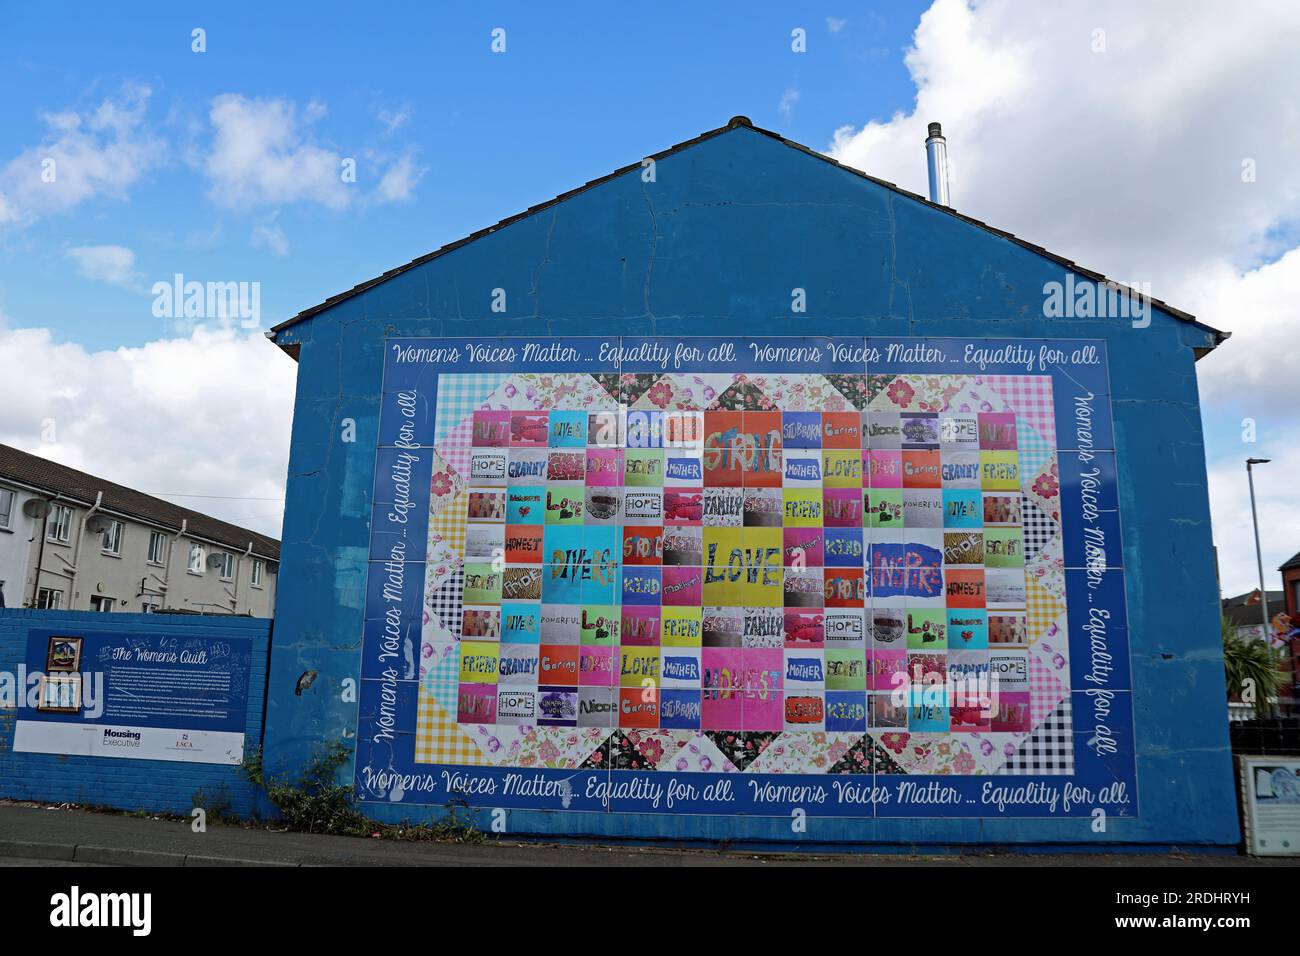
[0,444,277,616]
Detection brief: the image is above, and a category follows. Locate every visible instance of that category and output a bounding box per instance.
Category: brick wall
[0,609,271,818]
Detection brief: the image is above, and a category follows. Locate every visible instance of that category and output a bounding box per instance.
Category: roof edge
[0,445,280,559]
[270,115,1227,356]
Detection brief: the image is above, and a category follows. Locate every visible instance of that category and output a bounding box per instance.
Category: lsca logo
[49,886,151,936]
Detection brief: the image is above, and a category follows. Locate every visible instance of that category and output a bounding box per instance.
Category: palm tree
[1222,616,1286,717]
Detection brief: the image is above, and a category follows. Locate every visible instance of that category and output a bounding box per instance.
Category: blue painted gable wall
[268,125,1236,847]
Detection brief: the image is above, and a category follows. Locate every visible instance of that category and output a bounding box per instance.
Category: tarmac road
[0,801,1294,867]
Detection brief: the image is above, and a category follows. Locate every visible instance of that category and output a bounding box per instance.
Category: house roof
[0,443,279,560]
[1222,590,1286,628]
[1281,550,1300,572]
[270,116,1227,357]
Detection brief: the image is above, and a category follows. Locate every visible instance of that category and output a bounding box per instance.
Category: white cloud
[778,88,800,118]
[1174,250,1300,420]
[827,0,1300,595]
[204,94,427,209]
[66,244,141,289]
[250,213,289,257]
[377,104,413,136]
[0,322,295,538]
[830,0,1300,298]
[0,83,161,227]
[826,17,848,33]
[1208,451,1300,598]
[375,150,427,204]
[204,94,351,210]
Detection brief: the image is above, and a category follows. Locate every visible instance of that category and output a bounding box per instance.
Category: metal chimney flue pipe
[925,121,950,206]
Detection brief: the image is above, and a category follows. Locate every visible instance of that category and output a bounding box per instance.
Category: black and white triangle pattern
[430,567,465,638]
[998,699,1074,775]
[1021,494,1057,561]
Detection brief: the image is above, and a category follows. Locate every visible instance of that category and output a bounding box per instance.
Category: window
[188,541,204,573]
[101,519,123,555]
[89,595,114,612]
[36,587,63,609]
[219,552,235,580]
[0,488,13,529]
[251,559,264,588]
[147,530,167,565]
[141,600,160,613]
[46,504,72,543]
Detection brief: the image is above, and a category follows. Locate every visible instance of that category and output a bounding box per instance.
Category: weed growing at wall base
[239,743,483,842]
[191,781,234,823]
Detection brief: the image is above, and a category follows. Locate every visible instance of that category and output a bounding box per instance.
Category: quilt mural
[359,337,1134,819]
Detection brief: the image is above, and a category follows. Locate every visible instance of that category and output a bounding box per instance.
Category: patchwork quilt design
[418,369,1072,776]
[358,336,1134,818]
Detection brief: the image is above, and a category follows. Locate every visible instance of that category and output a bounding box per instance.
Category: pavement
[0,801,1294,866]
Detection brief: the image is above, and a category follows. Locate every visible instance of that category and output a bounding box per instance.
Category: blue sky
[1,3,929,349]
[1,1,1297,596]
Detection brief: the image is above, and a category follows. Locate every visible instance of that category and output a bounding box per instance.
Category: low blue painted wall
[264,124,1240,847]
[0,609,271,818]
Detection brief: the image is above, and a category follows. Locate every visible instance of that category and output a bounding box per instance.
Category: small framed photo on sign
[45,636,82,672]
[36,674,82,713]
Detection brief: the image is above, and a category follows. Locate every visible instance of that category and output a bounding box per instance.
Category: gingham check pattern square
[428,566,464,638]
[1016,420,1054,481]
[1028,656,1067,725]
[434,373,510,445]
[415,686,489,765]
[998,699,1074,775]
[435,417,473,478]
[421,642,461,713]
[1026,575,1066,644]
[985,375,1055,446]
[1021,496,1057,560]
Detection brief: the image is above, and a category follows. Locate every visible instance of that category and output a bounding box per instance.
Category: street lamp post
[1246,458,1272,642]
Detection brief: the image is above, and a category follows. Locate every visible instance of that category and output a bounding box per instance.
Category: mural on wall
[358,337,1133,817]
